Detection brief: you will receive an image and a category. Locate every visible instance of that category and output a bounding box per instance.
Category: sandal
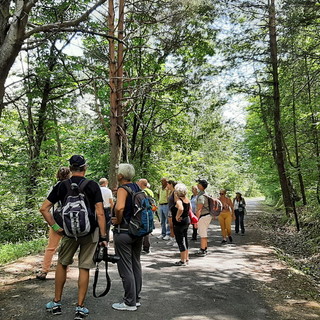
[36,271,47,280]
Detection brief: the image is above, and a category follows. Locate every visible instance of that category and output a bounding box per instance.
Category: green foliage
[0,207,47,243]
[0,238,47,265]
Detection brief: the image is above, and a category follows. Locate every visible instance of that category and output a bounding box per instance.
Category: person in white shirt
[99,178,114,241]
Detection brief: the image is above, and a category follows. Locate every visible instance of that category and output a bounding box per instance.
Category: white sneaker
[157,235,163,239]
[167,240,174,245]
[112,302,137,311]
[172,242,178,247]
[163,235,170,240]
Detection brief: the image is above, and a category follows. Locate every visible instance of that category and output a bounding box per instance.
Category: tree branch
[24,0,108,39]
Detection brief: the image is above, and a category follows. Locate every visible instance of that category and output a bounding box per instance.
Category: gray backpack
[54,179,96,239]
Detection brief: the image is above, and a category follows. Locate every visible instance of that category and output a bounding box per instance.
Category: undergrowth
[0,238,47,265]
[256,202,320,282]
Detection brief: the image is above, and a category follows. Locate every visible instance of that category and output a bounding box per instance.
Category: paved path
[0,198,319,320]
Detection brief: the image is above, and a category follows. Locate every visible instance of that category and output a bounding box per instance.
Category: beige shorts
[58,228,99,269]
[197,214,213,238]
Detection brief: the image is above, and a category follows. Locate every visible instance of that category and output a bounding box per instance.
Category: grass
[0,238,47,265]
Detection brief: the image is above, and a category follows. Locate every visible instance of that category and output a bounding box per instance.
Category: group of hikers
[38,155,247,319]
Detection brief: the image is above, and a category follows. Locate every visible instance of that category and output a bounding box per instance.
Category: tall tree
[0,0,107,117]
[268,0,294,215]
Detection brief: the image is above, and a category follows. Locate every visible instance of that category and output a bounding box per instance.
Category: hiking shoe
[221,239,227,244]
[174,260,187,266]
[163,235,170,240]
[157,235,164,239]
[228,236,233,243]
[136,302,141,307]
[166,238,175,245]
[196,249,207,256]
[112,302,137,311]
[46,301,62,315]
[74,306,89,319]
[36,271,47,280]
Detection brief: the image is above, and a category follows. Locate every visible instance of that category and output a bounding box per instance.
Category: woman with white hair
[111,163,141,311]
[171,183,191,266]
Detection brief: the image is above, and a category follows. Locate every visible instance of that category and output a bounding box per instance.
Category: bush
[0,208,47,243]
[0,238,47,265]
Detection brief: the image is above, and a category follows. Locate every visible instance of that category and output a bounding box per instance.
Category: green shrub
[0,208,47,243]
[0,238,47,265]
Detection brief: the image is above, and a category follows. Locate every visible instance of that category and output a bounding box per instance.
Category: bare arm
[109,197,114,209]
[111,187,127,225]
[95,202,106,236]
[175,199,184,221]
[40,199,64,235]
[196,203,203,219]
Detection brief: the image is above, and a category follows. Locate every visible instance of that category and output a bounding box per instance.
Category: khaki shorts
[58,228,99,269]
[198,214,213,238]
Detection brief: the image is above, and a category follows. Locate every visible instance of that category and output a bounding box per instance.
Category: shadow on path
[0,198,319,320]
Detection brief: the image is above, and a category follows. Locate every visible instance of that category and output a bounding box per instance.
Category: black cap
[196,179,208,189]
[69,155,86,167]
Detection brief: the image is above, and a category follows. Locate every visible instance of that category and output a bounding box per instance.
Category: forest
[0,0,319,264]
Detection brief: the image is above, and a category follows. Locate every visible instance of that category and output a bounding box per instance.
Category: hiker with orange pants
[218,189,235,244]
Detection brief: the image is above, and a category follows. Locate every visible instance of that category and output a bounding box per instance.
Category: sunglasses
[219,193,225,195]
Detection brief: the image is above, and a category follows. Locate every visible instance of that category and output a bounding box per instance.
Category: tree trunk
[25,45,57,207]
[0,0,36,117]
[291,81,306,205]
[268,0,294,216]
[108,0,125,190]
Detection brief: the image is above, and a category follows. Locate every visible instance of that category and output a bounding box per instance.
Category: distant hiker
[40,155,107,319]
[36,167,71,280]
[195,179,211,256]
[171,183,191,266]
[111,163,142,311]
[233,192,246,235]
[157,177,170,240]
[99,177,114,241]
[166,180,178,247]
[190,186,199,241]
[218,189,235,244]
[137,178,154,254]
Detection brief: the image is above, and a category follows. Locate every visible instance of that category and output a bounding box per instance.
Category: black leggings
[173,223,189,252]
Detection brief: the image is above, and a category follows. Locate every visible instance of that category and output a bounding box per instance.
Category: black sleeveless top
[117,182,140,225]
[171,199,190,226]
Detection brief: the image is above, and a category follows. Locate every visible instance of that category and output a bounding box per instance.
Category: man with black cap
[40,155,107,320]
[195,179,211,256]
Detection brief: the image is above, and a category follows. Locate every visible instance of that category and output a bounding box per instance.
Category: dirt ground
[0,198,319,320]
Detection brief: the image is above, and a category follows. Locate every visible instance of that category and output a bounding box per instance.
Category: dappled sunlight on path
[0,198,319,320]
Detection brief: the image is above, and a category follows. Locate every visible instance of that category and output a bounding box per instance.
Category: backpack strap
[116,184,142,231]
[78,179,91,193]
[58,178,90,204]
[120,185,134,196]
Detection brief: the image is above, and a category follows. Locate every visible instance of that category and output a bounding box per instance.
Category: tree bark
[0,0,36,117]
[268,0,294,216]
[108,0,125,190]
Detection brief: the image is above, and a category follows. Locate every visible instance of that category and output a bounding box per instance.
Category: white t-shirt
[100,186,113,208]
